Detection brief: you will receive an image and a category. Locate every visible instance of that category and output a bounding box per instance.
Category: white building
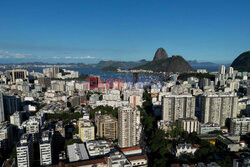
[67,143,89,162]
[122,89,143,101]
[118,107,141,148]
[108,151,132,167]
[199,123,221,134]
[162,94,196,122]
[10,111,22,127]
[174,143,198,157]
[39,131,53,166]
[103,94,121,101]
[86,140,112,157]
[26,118,40,134]
[201,93,238,126]
[95,100,129,108]
[178,118,199,134]
[157,120,174,133]
[129,95,142,107]
[230,117,250,135]
[89,94,99,104]
[219,65,226,75]
[17,134,33,167]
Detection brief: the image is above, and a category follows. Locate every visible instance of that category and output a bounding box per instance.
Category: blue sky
[0,0,250,64]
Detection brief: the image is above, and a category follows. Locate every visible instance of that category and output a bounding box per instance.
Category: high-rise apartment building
[52,66,59,78]
[38,77,51,88]
[201,93,238,126]
[228,67,234,78]
[6,69,28,83]
[162,94,195,122]
[78,119,95,142]
[219,65,226,74]
[0,122,14,150]
[3,95,21,115]
[118,107,141,148]
[230,117,250,135]
[17,134,33,167]
[95,114,118,140]
[39,131,53,166]
[0,93,4,122]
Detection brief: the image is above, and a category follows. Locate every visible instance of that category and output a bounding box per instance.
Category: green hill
[231,51,250,72]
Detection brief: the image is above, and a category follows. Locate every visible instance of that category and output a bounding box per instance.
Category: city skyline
[0,0,250,64]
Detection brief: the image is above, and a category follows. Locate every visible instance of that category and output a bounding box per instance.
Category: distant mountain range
[96,59,149,70]
[187,60,217,66]
[98,48,222,72]
[0,55,232,73]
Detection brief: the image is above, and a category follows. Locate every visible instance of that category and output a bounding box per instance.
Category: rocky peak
[153,48,168,61]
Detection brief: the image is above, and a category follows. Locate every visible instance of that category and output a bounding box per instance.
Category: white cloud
[52,56,60,59]
[0,49,31,59]
[65,56,96,59]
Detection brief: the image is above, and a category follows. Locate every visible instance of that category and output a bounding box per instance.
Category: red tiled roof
[121,146,141,152]
[192,144,200,149]
[127,154,148,161]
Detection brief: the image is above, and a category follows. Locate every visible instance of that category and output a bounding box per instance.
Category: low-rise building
[178,118,199,134]
[196,162,220,167]
[174,143,199,157]
[127,154,148,167]
[233,158,250,167]
[86,140,113,157]
[157,120,174,133]
[199,123,221,134]
[55,121,65,137]
[108,151,132,167]
[10,111,22,127]
[230,117,250,135]
[216,135,240,152]
[67,143,89,162]
[121,146,142,156]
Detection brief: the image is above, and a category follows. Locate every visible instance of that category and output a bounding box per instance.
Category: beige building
[95,114,118,140]
[6,69,28,83]
[118,107,141,148]
[162,94,195,122]
[79,119,95,142]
